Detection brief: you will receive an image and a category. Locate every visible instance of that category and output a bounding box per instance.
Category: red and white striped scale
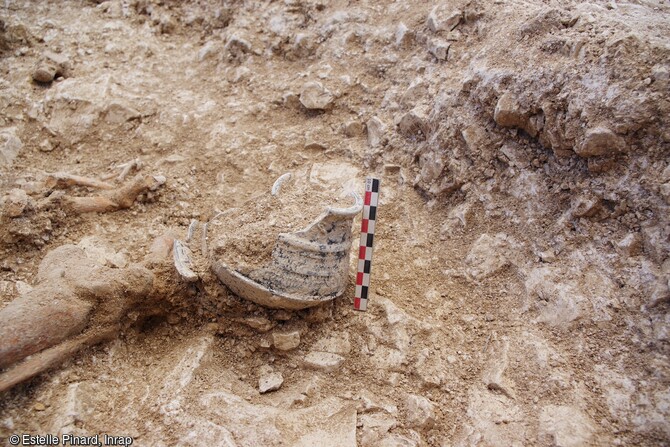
[354,177,380,311]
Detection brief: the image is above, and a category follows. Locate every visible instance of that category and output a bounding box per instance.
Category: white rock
[482,339,515,399]
[376,434,418,447]
[312,331,351,355]
[292,32,317,58]
[359,413,398,446]
[303,351,345,372]
[395,22,411,47]
[371,346,406,372]
[428,39,450,61]
[224,34,252,59]
[3,188,29,217]
[427,7,462,32]
[259,370,284,394]
[539,405,594,447]
[404,394,435,429]
[299,81,334,110]
[272,330,301,351]
[201,392,356,447]
[226,66,251,83]
[397,109,427,137]
[77,236,128,268]
[616,233,642,257]
[309,161,359,192]
[367,116,386,147]
[465,233,511,280]
[198,41,220,61]
[38,139,54,152]
[14,281,32,296]
[0,129,22,167]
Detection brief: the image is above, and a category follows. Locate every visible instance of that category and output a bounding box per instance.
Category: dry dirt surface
[0,0,669,446]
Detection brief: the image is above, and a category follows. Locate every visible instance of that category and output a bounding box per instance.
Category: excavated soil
[0,0,669,446]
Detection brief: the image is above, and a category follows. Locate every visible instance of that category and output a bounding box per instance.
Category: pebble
[303,351,345,372]
[225,35,252,58]
[493,93,527,130]
[259,370,284,393]
[198,41,219,62]
[404,394,435,429]
[33,64,58,83]
[299,81,334,110]
[576,127,626,158]
[3,188,29,218]
[427,7,462,33]
[398,109,427,137]
[33,402,46,411]
[395,22,412,47]
[428,39,450,61]
[236,316,274,333]
[343,121,365,137]
[272,330,301,351]
[616,233,642,257]
[38,139,54,152]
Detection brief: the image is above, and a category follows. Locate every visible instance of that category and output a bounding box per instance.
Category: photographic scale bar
[354,177,380,312]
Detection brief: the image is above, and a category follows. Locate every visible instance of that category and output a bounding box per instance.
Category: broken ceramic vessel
[175,173,362,310]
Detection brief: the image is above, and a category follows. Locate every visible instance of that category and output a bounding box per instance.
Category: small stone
[198,41,219,62]
[304,142,327,151]
[0,130,23,167]
[299,81,334,110]
[272,330,301,351]
[34,402,46,411]
[38,139,54,152]
[343,121,365,137]
[305,303,333,323]
[660,182,670,203]
[395,22,412,47]
[225,35,252,59]
[404,394,435,429]
[571,195,601,218]
[465,233,511,280]
[616,233,642,257]
[227,66,251,84]
[236,316,274,333]
[3,188,29,217]
[494,93,528,130]
[259,371,284,393]
[650,279,670,307]
[292,32,317,59]
[398,109,427,138]
[312,331,351,355]
[283,92,302,109]
[539,405,594,447]
[32,64,57,83]
[576,127,626,158]
[303,351,345,372]
[367,116,386,147]
[167,314,180,325]
[652,64,669,87]
[539,249,556,263]
[427,7,462,32]
[0,281,14,298]
[428,39,450,61]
